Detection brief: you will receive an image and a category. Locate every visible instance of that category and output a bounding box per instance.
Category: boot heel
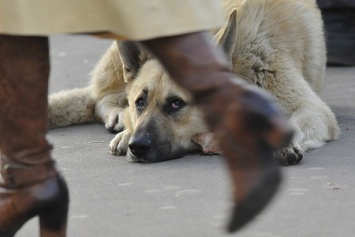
[39,205,68,237]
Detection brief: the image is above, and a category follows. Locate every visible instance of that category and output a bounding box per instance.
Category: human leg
[141,32,293,232]
[0,35,69,237]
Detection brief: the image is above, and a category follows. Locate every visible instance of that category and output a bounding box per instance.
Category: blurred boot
[141,32,293,232]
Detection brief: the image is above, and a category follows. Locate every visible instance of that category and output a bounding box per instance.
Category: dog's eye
[164,97,186,115]
[136,98,145,110]
[171,98,185,110]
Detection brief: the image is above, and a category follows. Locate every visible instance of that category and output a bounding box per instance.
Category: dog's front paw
[105,108,125,133]
[109,130,132,156]
[275,143,304,166]
[192,133,222,155]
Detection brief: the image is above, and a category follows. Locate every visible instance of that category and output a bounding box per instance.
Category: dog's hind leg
[263,62,340,165]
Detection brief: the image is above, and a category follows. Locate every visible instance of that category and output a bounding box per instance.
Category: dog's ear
[118,41,149,82]
[217,9,237,60]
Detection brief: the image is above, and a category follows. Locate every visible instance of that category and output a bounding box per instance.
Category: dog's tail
[48,87,96,128]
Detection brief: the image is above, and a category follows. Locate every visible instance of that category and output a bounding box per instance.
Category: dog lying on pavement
[48,0,339,165]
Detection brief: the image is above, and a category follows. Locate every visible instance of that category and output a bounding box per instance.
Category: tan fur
[48,87,95,128]
[48,0,339,164]
[192,133,221,155]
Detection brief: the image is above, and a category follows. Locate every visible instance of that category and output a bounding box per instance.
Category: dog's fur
[49,0,339,164]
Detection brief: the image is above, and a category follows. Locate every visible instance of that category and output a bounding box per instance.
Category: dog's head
[121,57,208,162]
[117,10,237,162]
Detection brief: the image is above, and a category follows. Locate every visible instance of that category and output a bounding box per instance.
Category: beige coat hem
[0,0,225,40]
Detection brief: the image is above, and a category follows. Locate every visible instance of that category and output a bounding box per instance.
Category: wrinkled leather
[0,35,69,236]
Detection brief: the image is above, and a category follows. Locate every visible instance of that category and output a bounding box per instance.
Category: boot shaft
[0,35,52,165]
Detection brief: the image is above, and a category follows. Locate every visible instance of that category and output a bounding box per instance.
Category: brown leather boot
[0,35,69,237]
[141,32,293,232]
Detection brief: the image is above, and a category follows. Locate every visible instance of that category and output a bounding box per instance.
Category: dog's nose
[128,134,152,158]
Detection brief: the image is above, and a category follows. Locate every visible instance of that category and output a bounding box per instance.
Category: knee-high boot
[141,32,293,232]
[0,35,69,237]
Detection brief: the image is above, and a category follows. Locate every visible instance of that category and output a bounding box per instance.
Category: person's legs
[141,32,293,231]
[0,35,69,236]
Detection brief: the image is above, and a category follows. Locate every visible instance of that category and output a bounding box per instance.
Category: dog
[48,0,339,165]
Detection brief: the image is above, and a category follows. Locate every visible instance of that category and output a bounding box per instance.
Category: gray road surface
[17,36,355,237]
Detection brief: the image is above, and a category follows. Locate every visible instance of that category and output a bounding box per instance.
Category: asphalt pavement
[17,35,355,237]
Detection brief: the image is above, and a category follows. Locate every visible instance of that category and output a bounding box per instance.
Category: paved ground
[18,36,355,237]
